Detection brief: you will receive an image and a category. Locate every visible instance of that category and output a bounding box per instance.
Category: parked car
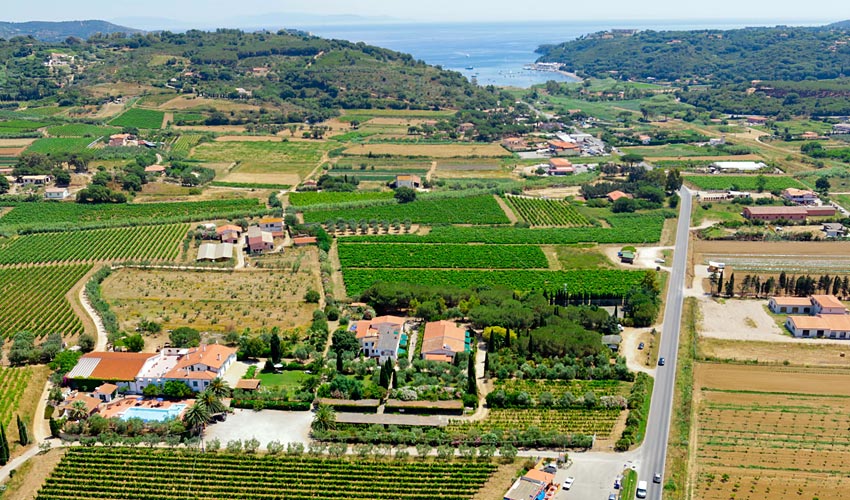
[563,477,575,490]
[638,342,645,350]
[614,477,621,489]
[658,357,666,366]
[609,494,617,500]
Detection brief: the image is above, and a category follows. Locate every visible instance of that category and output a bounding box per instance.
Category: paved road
[637,187,692,500]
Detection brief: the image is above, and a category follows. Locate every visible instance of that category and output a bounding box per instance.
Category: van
[636,480,648,498]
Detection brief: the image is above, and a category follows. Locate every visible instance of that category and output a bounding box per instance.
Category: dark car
[658,357,666,366]
[638,342,645,350]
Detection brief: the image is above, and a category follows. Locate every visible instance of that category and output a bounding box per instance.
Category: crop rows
[450,408,621,437]
[109,108,165,129]
[684,175,806,191]
[37,448,495,500]
[338,243,548,269]
[304,195,510,225]
[0,366,31,426]
[46,124,119,138]
[0,199,262,232]
[171,134,202,155]
[505,196,590,227]
[0,225,188,265]
[25,138,94,155]
[495,379,630,398]
[0,264,90,338]
[289,191,395,206]
[342,213,667,245]
[343,268,645,297]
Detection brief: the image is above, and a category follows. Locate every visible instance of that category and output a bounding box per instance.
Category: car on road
[609,494,617,500]
[653,473,662,483]
[636,480,648,499]
[658,357,666,366]
[614,477,621,489]
[638,342,644,350]
[562,477,574,490]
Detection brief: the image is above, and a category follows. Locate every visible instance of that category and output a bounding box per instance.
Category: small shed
[235,379,261,391]
[601,334,622,351]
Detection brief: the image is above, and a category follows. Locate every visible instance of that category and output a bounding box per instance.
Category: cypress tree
[49,417,61,439]
[17,414,28,446]
[269,332,281,365]
[466,354,477,396]
[504,329,511,349]
[0,422,9,466]
[527,333,535,357]
[336,349,343,373]
[483,351,490,374]
[487,329,496,353]
[717,270,724,296]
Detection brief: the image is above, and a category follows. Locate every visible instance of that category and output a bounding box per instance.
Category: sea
[295,19,827,88]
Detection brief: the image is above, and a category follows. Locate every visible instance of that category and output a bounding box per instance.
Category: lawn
[109,108,165,129]
[192,140,330,184]
[555,245,615,269]
[256,370,311,389]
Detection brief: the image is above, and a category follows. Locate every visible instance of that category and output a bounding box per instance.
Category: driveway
[553,451,638,500]
[203,409,313,449]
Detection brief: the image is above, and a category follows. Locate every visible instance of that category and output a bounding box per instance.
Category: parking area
[203,408,313,449]
[551,452,637,500]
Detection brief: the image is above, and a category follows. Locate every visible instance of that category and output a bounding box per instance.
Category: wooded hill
[0,20,140,42]
[0,29,498,122]
[537,24,850,84]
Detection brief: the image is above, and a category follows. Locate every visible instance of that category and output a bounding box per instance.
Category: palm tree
[182,402,211,436]
[196,390,227,415]
[207,378,231,399]
[312,404,336,432]
[68,400,89,421]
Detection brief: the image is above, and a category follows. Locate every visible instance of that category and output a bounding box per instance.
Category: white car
[562,477,575,490]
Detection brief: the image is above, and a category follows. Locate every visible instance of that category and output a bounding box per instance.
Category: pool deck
[99,396,194,420]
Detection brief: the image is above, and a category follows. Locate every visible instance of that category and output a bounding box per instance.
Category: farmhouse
[246,226,274,254]
[18,175,52,185]
[548,158,574,176]
[59,393,102,419]
[292,236,318,247]
[258,217,284,237]
[44,187,70,200]
[806,206,837,217]
[144,165,166,175]
[93,383,118,403]
[768,296,813,314]
[393,174,422,189]
[607,190,632,202]
[801,131,820,140]
[812,294,849,315]
[216,224,242,244]
[638,134,652,145]
[742,206,809,221]
[159,344,237,392]
[746,116,768,126]
[66,352,159,388]
[782,188,818,205]
[501,137,529,151]
[548,140,580,155]
[108,134,138,147]
[196,242,234,262]
[421,320,468,362]
[352,315,406,362]
[823,222,846,238]
[785,314,850,339]
[503,468,556,500]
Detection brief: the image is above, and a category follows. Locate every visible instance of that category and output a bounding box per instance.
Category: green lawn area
[691,201,746,226]
[621,469,638,499]
[109,108,165,129]
[555,244,615,269]
[256,370,311,389]
[541,96,646,121]
[192,140,331,183]
[773,119,835,136]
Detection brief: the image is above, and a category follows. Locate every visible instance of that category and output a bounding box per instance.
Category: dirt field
[694,240,850,273]
[342,143,510,158]
[0,147,27,156]
[700,338,850,367]
[101,263,321,334]
[0,448,66,498]
[523,186,583,198]
[693,363,850,500]
[214,135,280,142]
[699,299,785,341]
[0,138,36,147]
[159,96,261,112]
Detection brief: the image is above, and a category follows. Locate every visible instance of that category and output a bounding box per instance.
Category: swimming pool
[120,404,187,422]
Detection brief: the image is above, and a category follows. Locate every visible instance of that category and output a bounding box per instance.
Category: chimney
[217,354,221,361]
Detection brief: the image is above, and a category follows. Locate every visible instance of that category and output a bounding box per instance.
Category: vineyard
[683,175,806,191]
[450,408,622,438]
[342,213,668,245]
[496,379,630,399]
[25,137,94,155]
[505,196,590,227]
[0,199,263,232]
[0,264,90,338]
[0,224,188,265]
[338,243,549,269]
[46,124,120,138]
[289,191,395,207]
[36,448,496,500]
[303,195,511,225]
[171,134,203,155]
[0,366,31,426]
[343,268,646,296]
[109,108,165,129]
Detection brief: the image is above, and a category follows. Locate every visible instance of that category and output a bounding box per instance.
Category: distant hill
[0,20,141,42]
[827,20,850,29]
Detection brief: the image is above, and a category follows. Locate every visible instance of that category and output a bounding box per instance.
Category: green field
[0,199,263,232]
[304,195,510,225]
[505,196,590,227]
[343,268,647,297]
[25,137,94,155]
[192,140,329,182]
[171,134,202,155]
[683,175,806,191]
[339,108,457,122]
[620,144,730,157]
[109,108,165,129]
[0,224,188,265]
[256,370,311,389]
[37,448,495,500]
[289,191,394,206]
[338,243,549,269]
[47,123,120,137]
[0,366,32,426]
[0,264,90,338]
[0,119,49,134]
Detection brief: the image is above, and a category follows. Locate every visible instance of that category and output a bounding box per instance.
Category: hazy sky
[2,0,845,25]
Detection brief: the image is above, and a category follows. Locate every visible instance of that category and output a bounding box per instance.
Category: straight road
[638,187,692,500]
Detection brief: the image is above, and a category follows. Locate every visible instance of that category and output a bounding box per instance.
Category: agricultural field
[0,119,49,135]
[0,366,32,426]
[289,191,394,207]
[0,264,90,338]
[25,137,94,155]
[342,213,668,245]
[46,123,120,138]
[36,448,496,500]
[342,268,647,297]
[192,140,330,184]
[170,134,203,155]
[0,224,188,265]
[303,195,510,225]
[102,263,322,333]
[683,175,806,191]
[449,408,622,440]
[338,243,549,269]
[693,363,850,500]
[504,196,590,227]
[693,240,850,274]
[339,108,456,121]
[342,143,510,158]
[495,379,631,399]
[108,108,165,129]
[0,198,263,232]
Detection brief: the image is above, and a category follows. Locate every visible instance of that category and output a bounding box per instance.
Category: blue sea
[295,20,827,88]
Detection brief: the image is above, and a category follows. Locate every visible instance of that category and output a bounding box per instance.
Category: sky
[1,0,846,26]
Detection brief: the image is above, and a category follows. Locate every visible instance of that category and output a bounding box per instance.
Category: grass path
[493,194,518,223]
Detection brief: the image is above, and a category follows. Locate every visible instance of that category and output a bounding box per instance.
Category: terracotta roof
[524,468,555,485]
[62,393,101,414]
[811,295,846,310]
[354,316,405,340]
[607,190,631,201]
[216,224,242,235]
[259,217,283,224]
[424,353,454,362]
[548,140,579,149]
[549,158,573,167]
[70,352,157,381]
[770,296,813,307]
[293,236,317,245]
[235,379,261,390]
[783,188,815,197]
[396,174,421,183]
[144,165,166,173]
[744,206,809,216]
[789,315,850,331]
[421,321,466,357]
[94,383,118,395]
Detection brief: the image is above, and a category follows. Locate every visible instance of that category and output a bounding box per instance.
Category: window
[193,381,198,387]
